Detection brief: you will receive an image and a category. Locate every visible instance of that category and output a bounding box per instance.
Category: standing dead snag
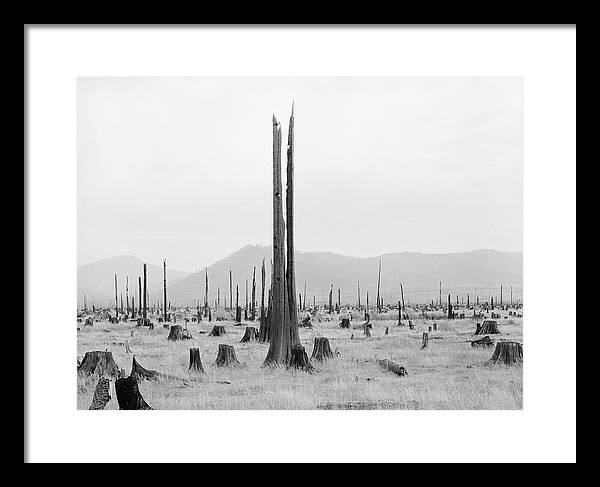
[421,332,429,349]
[377,359,408,376]
[376,259,382,312]
[89,377,112,410]
[258,259,270,342]
[311,337,334,361]
[488,341,523,365]
[240,326,259,342]
[188,348,205,373]
[163,259,168,323]
[115,375,152,410]
[328,284,334,314]
[214,344,241,367]
[251,266,256,320]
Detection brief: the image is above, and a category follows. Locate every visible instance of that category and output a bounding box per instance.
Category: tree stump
[428,326,432,333]
[240,326,259,343]
[167,324,192,341]
[288,344,314,372]
[471,336,494,348]
[89,377,111,410]
[125,340,132,353]
[433,323,437,331]
[208,325,226,337]
[421,332,429,349]
[115,375,152,410]
[408,321,415,330]
[339,318,350,329]
[377,359,408,376]
[488,341,523,365]
[188,348,205,373]
[476,320,500,335]
[384,326,389,335]
[235,306,242,323]
[364,325,372,338]
[311,337,334,361]
[214,344,240,367]
[130,356,161,381]
[78,351,121,378]
[300,315,313,328]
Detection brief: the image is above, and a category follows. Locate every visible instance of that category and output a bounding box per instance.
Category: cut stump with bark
[78,351,121,378]
[339,318,350,329]
[299,315,313,328]
[364,326,371,338]
[488,341,523,365]
[421,332,429,349]
[311,337,334,361]
[476,320,500,335]
[377,359,408,377]
[115,375,152,410]
[214,344,241,367]
[208,325,226,337]
[240,326,259,343]
[188,348,205,373]
[130,356,161,381]
[167,324,193,341]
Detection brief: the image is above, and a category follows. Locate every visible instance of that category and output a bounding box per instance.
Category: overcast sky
[78,77,523,272]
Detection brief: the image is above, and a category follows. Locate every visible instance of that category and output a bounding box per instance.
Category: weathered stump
[433,323,437,331]
[89,377,111,410]
[235,306,242,323]
[288,344,314,372]
[115,375,152,410]
[475,322,482,335]
[188,348,205,373]
[130,356,161,381]
[377,359,408,377]
[364,325,372,338]
[214,344,240,367]
[384,326,389,335]
[408,321,415,330]
[125,340,132,353]
[300,315,313,328]
[78,351,121,378]
[421,332,429,349]
[428,326,432,333]
[488,341,523,365]
[240,326,259,343]
[476,320,500,335]
[208,325,226,337]
[311,337,334,361]
[471,336,495,348]
[167,324,192,341]
[339,318,350,329]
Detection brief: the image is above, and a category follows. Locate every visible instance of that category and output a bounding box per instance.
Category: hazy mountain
[166,245,523,307]
[78,255,190,306]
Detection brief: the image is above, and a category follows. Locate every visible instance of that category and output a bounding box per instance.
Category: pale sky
[78,77,523,272]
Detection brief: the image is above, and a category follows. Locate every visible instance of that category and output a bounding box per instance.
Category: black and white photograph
[25,25,576,463]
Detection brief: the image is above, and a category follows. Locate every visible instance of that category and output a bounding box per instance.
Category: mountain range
[78,245,522,308]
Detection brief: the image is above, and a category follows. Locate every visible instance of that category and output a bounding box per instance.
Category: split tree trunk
[130,356,161,381]
[89,377,112,410]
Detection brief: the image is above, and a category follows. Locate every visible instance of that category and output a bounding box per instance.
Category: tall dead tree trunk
[114,274,118,316]
[143,263,147,320]
[138,277,142,316]
[205,268,209,317]
[357,281,361,308]
[258,259,269,341]
[251,266,256,320]
[328,284,333,314]
[229,270,233,311]
[376,259,382,313]
[126,277,129,316]
[163,259,168,323]
[447,294,452,319]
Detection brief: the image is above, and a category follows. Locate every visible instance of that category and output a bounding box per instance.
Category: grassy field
[77,315,523,410]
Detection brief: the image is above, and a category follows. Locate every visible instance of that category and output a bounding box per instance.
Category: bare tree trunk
[251,266,256,320]
[286,104,299,347]
[114,274,118,316]
[142,263,148,320]
[376,259,382,312]
[163,259,168,323]
[229,270,233,311]
[265,116,290,365]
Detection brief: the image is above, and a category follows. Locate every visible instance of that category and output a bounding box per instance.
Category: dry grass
[77,315,522,410]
